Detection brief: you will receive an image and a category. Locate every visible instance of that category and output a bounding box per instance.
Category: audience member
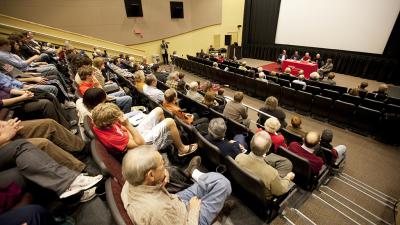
[76,87,107,125]
[121,145,232,225]
[0,121,102,202]
[152,64,168,83]
[134,70,145,92]
[321,72,336,86]
[202,91,219,109]
[282,67,292,77]
[318,58,333,78]
[277,50,287,64]
[309,71,320,81]
[166,72,179,89]
[258,96,287,128]
[143,74,164,104]
[223,91,250,127]
[372,84,388,100]
[212,62,220,69]
[349,81,369,97]
[92,103,198,159]
[292,75,307,90]
[0,85,76,131]
[186,81,204,103]
[288,131,324,174]
[235,131,295,199]
[286,116,307,137]
[291,51,301,60]
[263,118,287,152]
[205,118,248,158]
[238,62,247,71]
[177,72,187,94]
[257,67,266,79]
[320,129,347,165]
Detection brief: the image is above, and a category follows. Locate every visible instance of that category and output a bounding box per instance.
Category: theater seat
[267,83,282,100]
[321,89,341,100]
[280,128,303,144]
[90,139,124,184]
[311,95,333,121]
[225,156,297,222]
[105,178,134,225]
[304,85,321,95]
[340,93,361,105]
[278,78,291,87]
[194,129,226,172]
[317,146,345,174]
[385,96,400,106]
[360,98,385,112]
[350,106,381,136]
[330,85,348,94]
[276,146,329,190]
[290,82,305,91]
[329,100,356,128]
[280,87,296,110]
[294,90,313,115]
[83,116,96,140]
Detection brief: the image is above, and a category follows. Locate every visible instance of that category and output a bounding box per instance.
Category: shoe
[63,101,76,109]
[70,128,78,135]
[80,186,97,202]
[184,156,201,177]
[60,174,103,199]
[69,120,78,126]
[178,144,198,157]
[221,199,236,215]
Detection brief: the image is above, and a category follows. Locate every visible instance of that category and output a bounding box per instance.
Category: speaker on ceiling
[224,35,232,46]
[124,0,143,17]
[170,1,184,19]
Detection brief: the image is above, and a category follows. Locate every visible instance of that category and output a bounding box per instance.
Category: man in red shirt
[287,131,324,174]
[91,103,197,159]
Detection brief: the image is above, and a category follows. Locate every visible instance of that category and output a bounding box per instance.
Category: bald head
[250,131,272,156]
[304,131,320,148]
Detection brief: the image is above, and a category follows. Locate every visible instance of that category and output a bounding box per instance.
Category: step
[326,178,394,224]
[298,194,357,225]
[317,188,391,225]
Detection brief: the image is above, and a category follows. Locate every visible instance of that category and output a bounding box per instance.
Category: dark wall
[242,0,400,85]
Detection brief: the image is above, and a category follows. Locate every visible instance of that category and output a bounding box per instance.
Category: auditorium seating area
[177,56,400,144]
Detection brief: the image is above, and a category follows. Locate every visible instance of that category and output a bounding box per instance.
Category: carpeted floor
[260,62,280,73]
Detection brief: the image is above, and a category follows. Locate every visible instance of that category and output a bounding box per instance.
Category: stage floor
[240,58,398,96]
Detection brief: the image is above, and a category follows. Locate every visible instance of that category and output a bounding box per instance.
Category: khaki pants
[265,153,293,177]
[14,119,85,172]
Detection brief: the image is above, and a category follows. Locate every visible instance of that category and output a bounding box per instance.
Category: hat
[321,129,333,143]
[208,118,226,140]
[264,118,281,133]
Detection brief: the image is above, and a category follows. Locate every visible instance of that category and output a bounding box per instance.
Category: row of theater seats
[175,57,400,144]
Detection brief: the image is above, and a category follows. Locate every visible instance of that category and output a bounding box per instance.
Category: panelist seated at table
[313,53,324,68]
[301,52,311,62]
[277,49,288,64]
[290,51,301,60]
[317,58,333,78]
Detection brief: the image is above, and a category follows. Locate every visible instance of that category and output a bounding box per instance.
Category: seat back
[291,82,305,90]
[340,93,361,105]
[305,85,321,95]
[278,78,291,87]
[267,83,282,100]
[225,156,268,206]
[280,86,296,110]
[311,95,332,120]
[90,139,124,185]
[360,98,385,112]
[195,130,225,170]
[105,179,135,225]
[280,128,303,144]
[83,116,96,140]
[330,85,348,94]
[350,106,381,135]
[321,89,341,100]
[329,100,356,128]
[276,146,313,189]
[385,96,400,106]
[294,90,313,115]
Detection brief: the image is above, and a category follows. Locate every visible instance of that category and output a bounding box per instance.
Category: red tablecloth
[281,60,318,79]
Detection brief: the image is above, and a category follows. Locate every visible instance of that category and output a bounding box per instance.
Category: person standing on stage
[160,40,169,64]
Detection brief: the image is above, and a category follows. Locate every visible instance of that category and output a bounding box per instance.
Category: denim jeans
[177,172,231,225]
[233,134,248,151]
[109,91,132,113]
[33,84,58,96]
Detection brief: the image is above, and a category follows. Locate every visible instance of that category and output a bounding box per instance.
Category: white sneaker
[60,174,103,199]
[80,187,97,202]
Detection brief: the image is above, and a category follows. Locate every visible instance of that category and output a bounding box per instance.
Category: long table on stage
[281,60,318,79]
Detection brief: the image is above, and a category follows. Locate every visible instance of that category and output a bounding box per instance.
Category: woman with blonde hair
[134,70,146,92]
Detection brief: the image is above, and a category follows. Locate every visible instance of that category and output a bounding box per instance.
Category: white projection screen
[275,0,400,54]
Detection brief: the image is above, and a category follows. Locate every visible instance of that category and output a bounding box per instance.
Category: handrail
[0,14,145,58]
